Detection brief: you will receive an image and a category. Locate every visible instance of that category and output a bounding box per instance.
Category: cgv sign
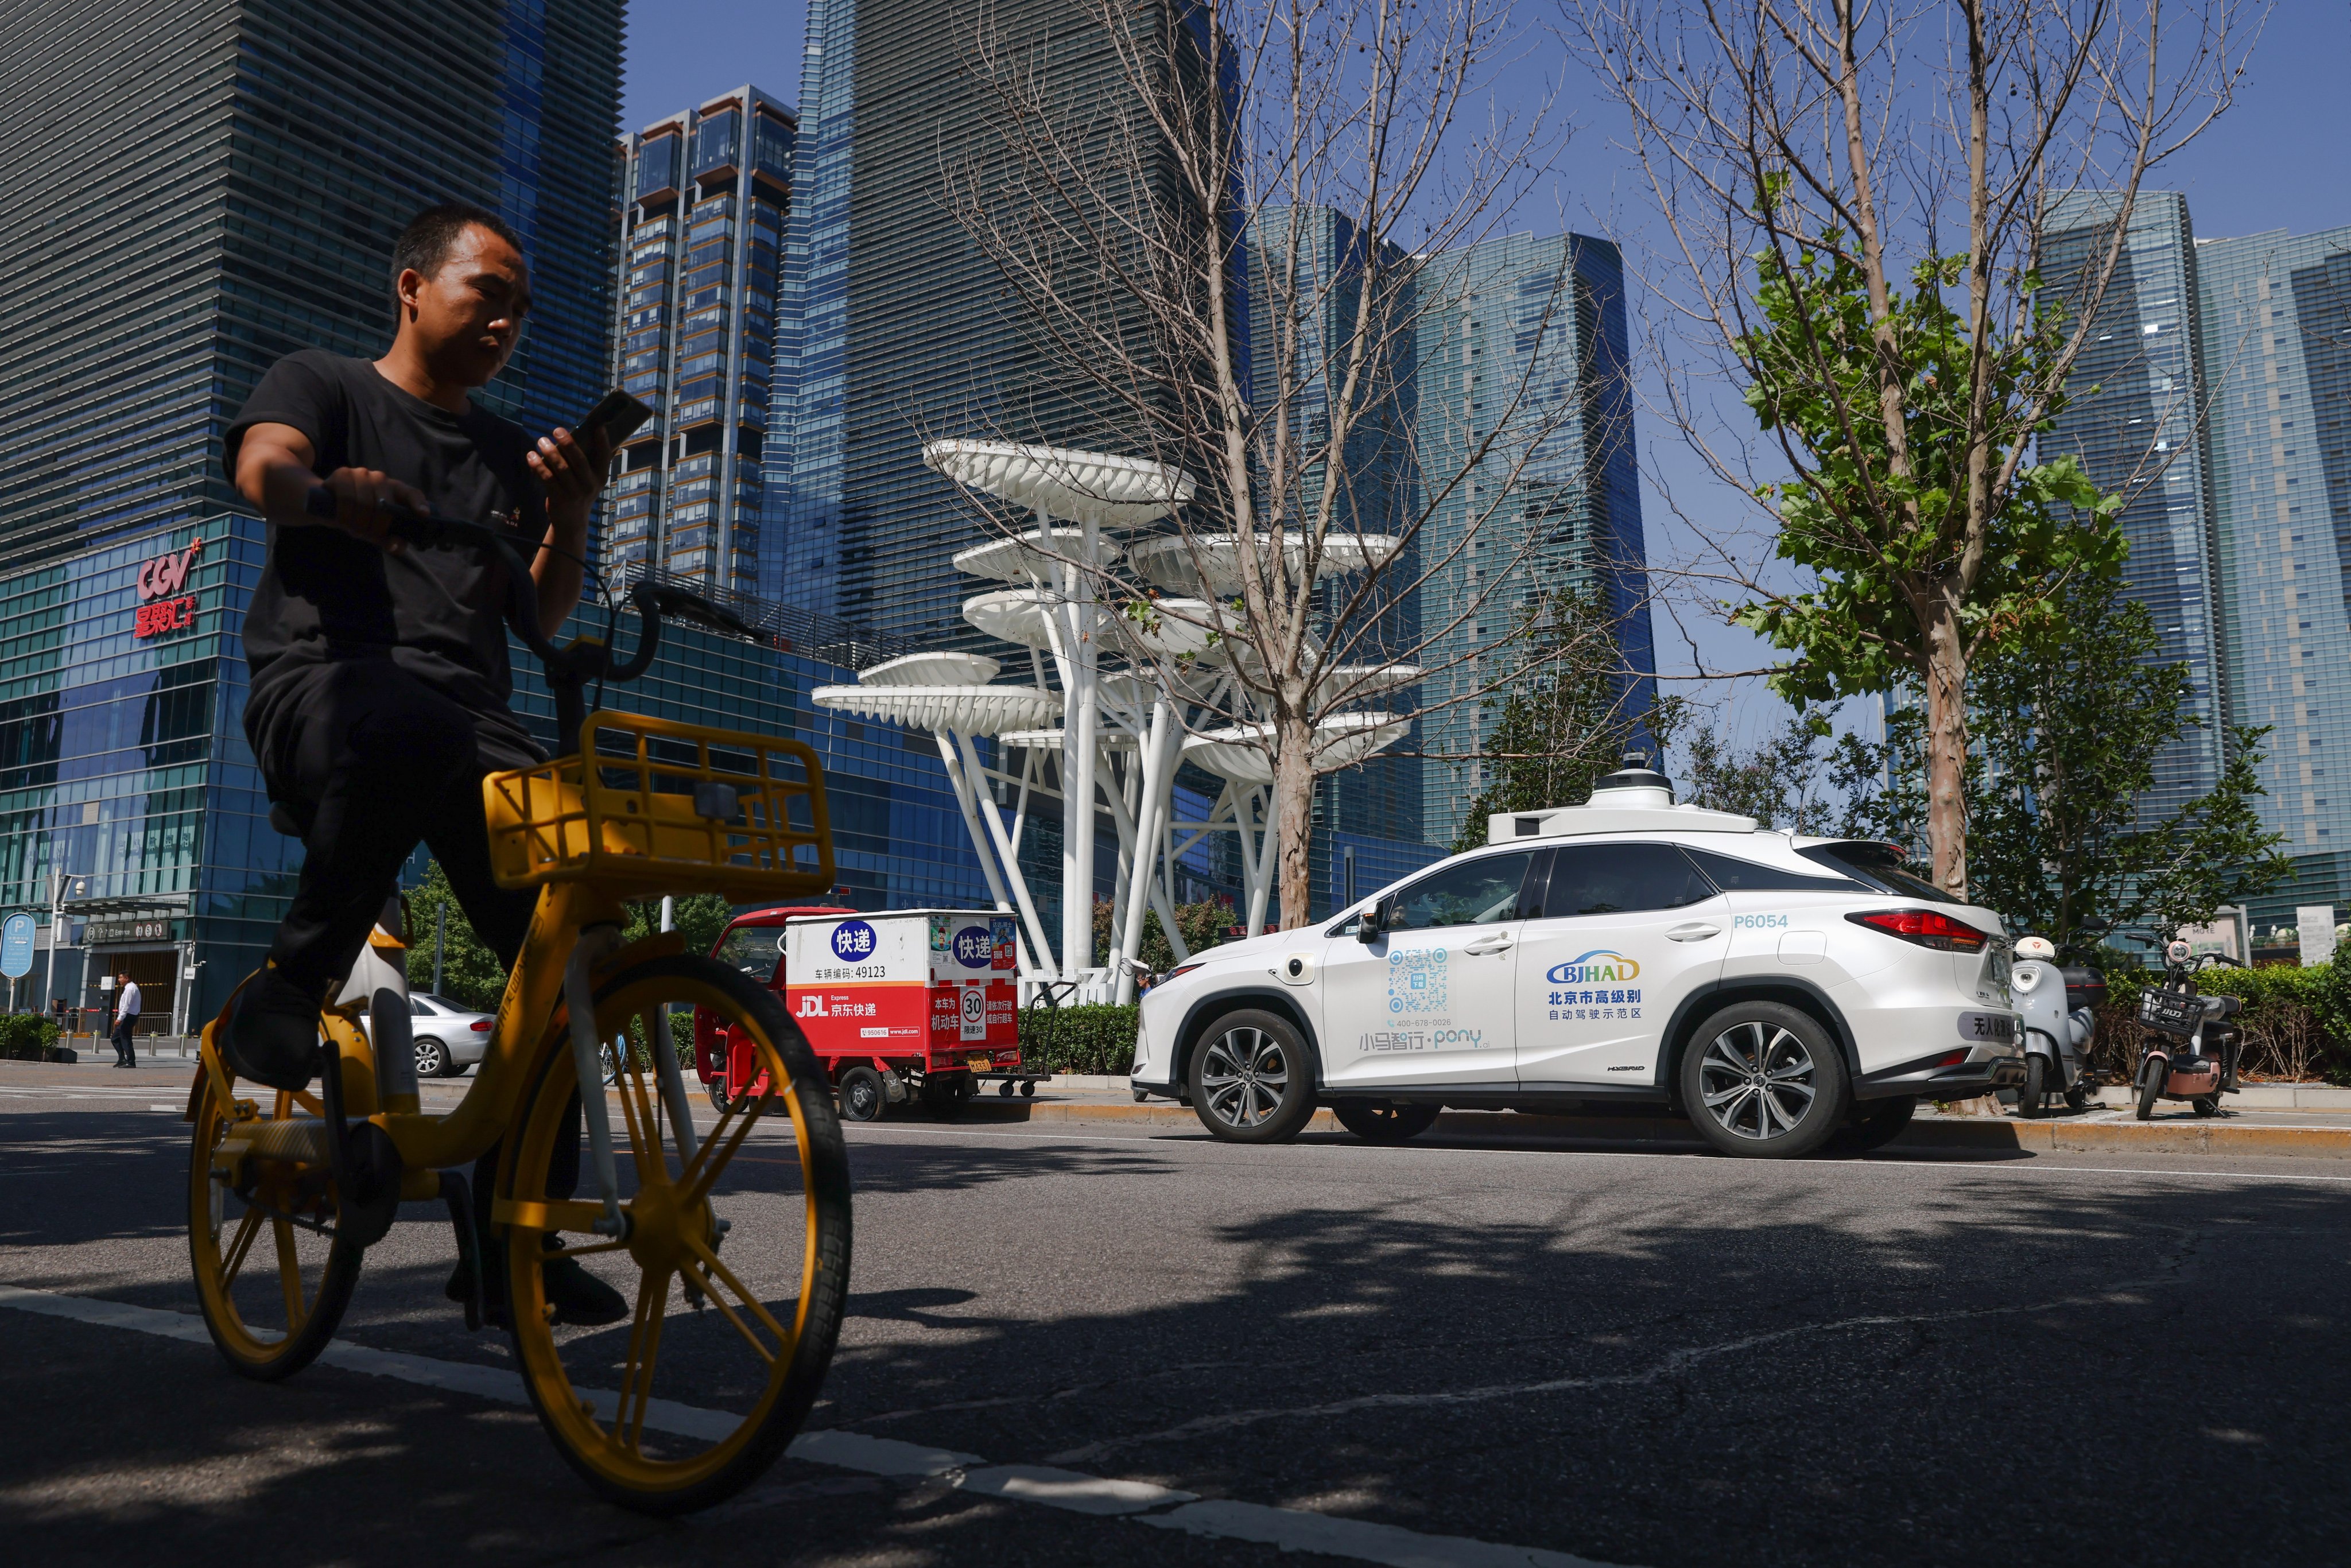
[134,537,203,639]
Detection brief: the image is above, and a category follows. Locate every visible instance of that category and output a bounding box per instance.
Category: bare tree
[1564,0,2256,899]
[938,0,1656,928]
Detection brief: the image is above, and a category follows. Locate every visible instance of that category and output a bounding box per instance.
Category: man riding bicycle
[221,200,623,1324]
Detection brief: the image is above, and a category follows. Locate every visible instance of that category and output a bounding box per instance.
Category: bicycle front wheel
[503,953,851,1514]
[187,1066,362,1380]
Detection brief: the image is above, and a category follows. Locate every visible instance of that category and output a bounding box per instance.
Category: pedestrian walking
[111,972,141,1068]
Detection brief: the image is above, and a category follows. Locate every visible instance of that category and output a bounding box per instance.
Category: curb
[950,1100,2351,1158]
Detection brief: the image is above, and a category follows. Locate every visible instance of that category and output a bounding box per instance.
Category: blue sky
[621,2,2351,746]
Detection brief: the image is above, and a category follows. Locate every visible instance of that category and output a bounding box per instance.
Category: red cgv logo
[134,537,203,639]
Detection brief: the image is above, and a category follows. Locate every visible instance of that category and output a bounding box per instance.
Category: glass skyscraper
[608,88,795,595]
[2042,192,2229,822]
[0,0,623,572]
[2196,222,2351,918]
[769,0,1226,645]
[1412,231,1656,848]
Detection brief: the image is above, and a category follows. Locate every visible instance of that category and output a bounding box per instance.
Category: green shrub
[2092,962,2351,1084]
[0,1014,64,1061]
[1020,1003,1139,1076]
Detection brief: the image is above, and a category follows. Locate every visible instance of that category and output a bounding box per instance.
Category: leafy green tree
[1966,572,2287,948]
[1092,898,1233,975]
[1731,235,2125,901]
[621,892,736,959]
[402,860,509,1012]
[1677,716,1838,833]
[1452,588,1666,853]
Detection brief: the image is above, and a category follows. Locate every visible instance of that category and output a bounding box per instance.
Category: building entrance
[94,948,180,1037]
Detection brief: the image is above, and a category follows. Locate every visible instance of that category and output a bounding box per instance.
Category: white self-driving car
[1132,758,2023,1158]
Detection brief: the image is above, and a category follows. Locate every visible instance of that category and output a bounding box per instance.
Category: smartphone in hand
[577,388,654,453]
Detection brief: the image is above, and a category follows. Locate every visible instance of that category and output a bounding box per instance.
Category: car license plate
[1959,1011,2015,1045]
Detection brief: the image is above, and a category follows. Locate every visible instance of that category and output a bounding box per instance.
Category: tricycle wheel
[2193,1095,2222,1117]
[705,1077,730,1113]
[1021,1080,1036,1098]
[838,1065,886,1123]
[2063,1081,2092,1112]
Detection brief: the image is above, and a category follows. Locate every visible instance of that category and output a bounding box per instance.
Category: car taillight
[1845,909,1989,952]
[470,1019,492,1032]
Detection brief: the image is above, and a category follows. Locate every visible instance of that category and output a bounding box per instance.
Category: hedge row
[1021,1004,1140,1076]
[0,1014,65,1061]
[2092,963,2351,1085]
[1010,969,2351,1085]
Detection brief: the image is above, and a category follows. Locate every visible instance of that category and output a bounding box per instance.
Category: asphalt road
[3,1066,2348,1567]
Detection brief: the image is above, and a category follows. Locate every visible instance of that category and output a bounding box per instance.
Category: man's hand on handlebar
[317,467,431,554]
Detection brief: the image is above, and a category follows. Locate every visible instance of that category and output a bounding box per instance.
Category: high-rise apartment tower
[608,88,794,593]
[0,0,622,570]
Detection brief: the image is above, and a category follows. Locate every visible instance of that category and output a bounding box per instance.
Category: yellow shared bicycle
[185,499,850,1514]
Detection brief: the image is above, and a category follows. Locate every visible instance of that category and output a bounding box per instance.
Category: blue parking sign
[1,913,34,979]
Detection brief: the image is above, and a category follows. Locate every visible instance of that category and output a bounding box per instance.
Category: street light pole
[42,870,65,1017]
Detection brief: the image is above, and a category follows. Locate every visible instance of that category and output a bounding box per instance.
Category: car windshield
[715,923,785,979]
[1798,841,1958,903]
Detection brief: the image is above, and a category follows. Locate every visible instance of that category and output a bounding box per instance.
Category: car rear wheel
[1331,1100,1440,1144]
[1680,1002,1850,1159]
[1188,1010,1317,1144]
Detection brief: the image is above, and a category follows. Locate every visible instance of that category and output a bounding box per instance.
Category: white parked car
[1132,758,2023,1158]
[408,992,496,1078]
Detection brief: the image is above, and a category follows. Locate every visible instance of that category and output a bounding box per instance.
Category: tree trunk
[1273,713,1318,930]
[1923,601,1972,902]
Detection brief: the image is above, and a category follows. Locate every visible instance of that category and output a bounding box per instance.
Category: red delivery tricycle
[696,907,1043,1120]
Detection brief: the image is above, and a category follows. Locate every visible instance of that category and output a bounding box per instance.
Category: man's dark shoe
[450,1236,629,1329]
[543,1252,630,1325]
[223,968,325,1092]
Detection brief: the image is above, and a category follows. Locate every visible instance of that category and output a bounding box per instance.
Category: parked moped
[2133,938,2244,1120]
[2009,935,2109,1117]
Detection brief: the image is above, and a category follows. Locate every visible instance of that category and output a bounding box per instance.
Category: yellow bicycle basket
[482,711,834,898]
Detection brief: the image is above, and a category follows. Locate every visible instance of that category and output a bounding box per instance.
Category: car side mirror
[1356,902,1385,944]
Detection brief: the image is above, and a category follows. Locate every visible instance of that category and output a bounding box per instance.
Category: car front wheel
[1188,1010,1317,1143]
[413,1037,451,1080]
[1680,1002,1850,1158]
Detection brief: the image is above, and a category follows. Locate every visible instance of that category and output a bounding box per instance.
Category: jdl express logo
[830,919,878,962]
[952,925,994,969]
[1545,950,1641,985]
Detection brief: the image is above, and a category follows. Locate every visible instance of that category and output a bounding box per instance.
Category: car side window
[409,998,436,1016]
[1680,847,1861,893]
[1387,851,1538,930]
[1546,843,1715,915]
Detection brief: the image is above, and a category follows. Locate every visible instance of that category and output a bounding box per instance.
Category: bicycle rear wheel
[186,1065,362,1380]
[502,953,851,1514]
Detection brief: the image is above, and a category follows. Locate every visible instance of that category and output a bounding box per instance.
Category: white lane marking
[150,1104,181,1112]
[1142,1498,1615,1567]
[842,1122,2351,1182]
[0,1283,1635,1566]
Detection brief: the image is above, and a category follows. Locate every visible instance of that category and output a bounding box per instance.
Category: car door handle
[1462,936,1515,956]
[1666,922,1721,942]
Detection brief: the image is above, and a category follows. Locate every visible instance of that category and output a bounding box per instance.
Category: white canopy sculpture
[812,439,1417,1004]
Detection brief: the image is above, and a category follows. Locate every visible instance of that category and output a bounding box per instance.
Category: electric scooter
[2133,938,2245,1120]
[2009,935,2109,1116]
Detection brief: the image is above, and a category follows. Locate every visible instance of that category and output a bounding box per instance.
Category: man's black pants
[252,658,578,1252]
[111,1018,135,1066]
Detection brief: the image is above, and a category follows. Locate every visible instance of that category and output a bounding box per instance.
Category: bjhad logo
[1545,950,1642,985]
[134,537,203,639]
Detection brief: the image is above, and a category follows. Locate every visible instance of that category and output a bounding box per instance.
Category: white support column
[933,729,1044,980]
[955,729,1056,980]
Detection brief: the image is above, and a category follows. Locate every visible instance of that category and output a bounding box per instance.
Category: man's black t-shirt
[224,351,545,768]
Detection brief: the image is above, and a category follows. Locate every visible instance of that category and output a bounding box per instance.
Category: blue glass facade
[0,514,1003,1028]
[1413,232,1656,848]
[0,0,624,573]
[609,87,796,595]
